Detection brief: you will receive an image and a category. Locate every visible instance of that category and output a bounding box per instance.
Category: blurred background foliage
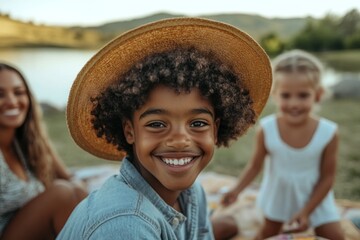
[260,9,360,56]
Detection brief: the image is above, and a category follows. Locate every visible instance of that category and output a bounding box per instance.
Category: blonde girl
[221,50,345,239]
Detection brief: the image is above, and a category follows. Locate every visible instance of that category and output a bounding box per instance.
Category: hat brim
[67,17,272,160]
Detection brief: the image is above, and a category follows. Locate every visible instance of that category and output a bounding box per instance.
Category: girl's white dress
[257,114,340,227]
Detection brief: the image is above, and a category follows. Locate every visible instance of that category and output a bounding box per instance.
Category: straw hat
[67,17,272,160]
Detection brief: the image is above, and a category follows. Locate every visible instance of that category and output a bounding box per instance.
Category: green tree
[260,32,284,56]
[290,14,343,51]
[338,9,360,37]
[287,9,360,51]
[345,30,360,49]
[340,9,360,49]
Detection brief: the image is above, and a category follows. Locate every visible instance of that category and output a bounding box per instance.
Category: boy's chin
[163,180,196,192]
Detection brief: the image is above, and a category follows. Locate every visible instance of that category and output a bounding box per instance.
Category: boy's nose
[165,127,191,149]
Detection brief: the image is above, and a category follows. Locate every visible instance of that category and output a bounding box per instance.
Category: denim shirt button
[172,217,179,226]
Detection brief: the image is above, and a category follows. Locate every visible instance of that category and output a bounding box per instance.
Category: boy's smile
[124,85,219,205]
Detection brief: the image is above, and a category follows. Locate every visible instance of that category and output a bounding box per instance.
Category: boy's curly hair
[91,47,255,155]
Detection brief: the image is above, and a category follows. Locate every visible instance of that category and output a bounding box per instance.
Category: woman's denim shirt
[57,158,214,240]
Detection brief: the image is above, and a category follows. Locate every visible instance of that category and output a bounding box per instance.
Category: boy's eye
[190,120,208,128]
[146,121,166,128]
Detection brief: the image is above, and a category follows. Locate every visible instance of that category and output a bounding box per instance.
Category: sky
[0,0,359,26]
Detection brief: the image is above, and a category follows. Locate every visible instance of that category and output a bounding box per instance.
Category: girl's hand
[286,211,310,233]
[220,189,239,207]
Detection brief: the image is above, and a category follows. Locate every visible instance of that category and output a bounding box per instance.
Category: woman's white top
[257,114,340,227]
[0,141,45,235]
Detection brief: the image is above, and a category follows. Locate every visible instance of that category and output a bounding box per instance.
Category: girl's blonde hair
[271,49,324,91]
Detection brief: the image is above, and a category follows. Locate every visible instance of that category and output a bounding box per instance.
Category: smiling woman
[0,62,87,239]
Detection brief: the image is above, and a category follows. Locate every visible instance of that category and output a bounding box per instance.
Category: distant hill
[200,14,308,40]
[0,14,102,48]
[85,13,183,41]
[0,12,310,48]
[88,12,309,43]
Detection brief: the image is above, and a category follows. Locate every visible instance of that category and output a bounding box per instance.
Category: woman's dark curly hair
[91,47,255,155]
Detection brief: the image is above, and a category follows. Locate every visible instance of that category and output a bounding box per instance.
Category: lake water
[0,48,358,108]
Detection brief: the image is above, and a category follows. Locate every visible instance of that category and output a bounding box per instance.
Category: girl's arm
[290,130,339,230]
[221,127,267,206]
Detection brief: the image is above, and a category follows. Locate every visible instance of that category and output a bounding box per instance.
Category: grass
[42,110,116,168]
[210,99,360,201]
[43,98,360,201]
[316,50,360,72]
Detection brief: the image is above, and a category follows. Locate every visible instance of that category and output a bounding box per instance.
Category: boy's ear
[123,120,135,144]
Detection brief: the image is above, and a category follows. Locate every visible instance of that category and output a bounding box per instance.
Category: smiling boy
[123,85,217,201]
[57,18,272,239]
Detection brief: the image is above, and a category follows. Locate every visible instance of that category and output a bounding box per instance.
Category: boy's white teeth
[4,109,20,116]
[162,157,193,166]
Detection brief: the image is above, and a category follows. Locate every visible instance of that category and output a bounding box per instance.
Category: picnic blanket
[198,172,360,240]
[74,165,360,240]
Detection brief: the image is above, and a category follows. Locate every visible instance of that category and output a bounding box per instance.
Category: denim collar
[118,157,193,224]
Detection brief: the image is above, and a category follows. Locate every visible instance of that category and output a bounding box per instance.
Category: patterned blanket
[74,165,360,240]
